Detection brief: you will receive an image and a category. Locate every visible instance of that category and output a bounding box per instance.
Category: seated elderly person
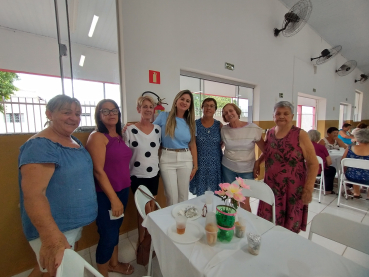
[338,123,355,145]
[308,130,337,194]
[319,127,346,150]
[341,128,369,199]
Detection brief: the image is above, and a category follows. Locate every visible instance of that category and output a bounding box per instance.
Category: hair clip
[202,204,208,217]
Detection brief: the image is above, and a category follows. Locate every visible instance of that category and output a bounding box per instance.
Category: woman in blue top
[154,90,197,206]
[342,128,369,199]
[190,98,222,196]
[338,123,355,145]
[18,95,97,276]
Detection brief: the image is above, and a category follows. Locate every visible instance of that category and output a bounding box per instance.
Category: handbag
[136,232,152,266]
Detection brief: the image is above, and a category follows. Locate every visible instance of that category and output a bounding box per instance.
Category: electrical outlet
[313,88,316,92]
[333,107,335,111]
[279,93,283,98]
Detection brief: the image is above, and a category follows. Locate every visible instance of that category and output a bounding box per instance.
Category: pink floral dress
[257,126,308,233]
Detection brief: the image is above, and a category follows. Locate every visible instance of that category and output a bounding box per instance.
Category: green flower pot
[216,205,236,242]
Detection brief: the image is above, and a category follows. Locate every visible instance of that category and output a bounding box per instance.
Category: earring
[187,109,189,112]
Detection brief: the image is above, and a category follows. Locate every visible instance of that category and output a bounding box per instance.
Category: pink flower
[233,191,246,202]
[236,177,250,189]
[215,190,226,196]
[225,183,242,198]
[219,183,230,191]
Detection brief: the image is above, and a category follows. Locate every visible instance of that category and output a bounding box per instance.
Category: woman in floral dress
[254,101,319,233]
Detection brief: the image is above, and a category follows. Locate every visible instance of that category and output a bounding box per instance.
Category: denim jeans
[222,164,254,183]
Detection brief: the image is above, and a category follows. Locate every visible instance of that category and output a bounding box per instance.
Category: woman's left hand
[190,168,197,181]
[301,187,313,205]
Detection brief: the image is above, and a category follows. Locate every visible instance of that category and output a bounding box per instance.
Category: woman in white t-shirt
[221,103,264,212]
[125,95,161,247]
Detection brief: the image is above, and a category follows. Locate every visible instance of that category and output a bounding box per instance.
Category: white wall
[120,0,369,122]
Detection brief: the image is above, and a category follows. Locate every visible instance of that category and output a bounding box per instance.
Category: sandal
[353,195,362,199]
[108,262,134,275]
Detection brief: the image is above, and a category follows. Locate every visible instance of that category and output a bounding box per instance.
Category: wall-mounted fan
[274,0,312,37]
[311,45,342,65]
[355,74,368,83]
[335,60,357,76]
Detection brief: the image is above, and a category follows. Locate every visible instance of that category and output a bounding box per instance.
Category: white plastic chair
[337,158,369,213]
[134,185,161,277]
[308,213,369,255]
[313,156,326,203]
[56,249,103,277]
[233,179,276,224]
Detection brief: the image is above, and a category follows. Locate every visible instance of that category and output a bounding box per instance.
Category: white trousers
[159,150,193,206]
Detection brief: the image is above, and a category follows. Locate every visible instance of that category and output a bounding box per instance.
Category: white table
[143,196,369,277]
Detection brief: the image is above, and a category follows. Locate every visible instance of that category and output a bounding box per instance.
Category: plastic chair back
[134,185,161,220]
[308,213,369,255]
[314,155,325,203]
[56,249,103,277]
[233,179,276,224]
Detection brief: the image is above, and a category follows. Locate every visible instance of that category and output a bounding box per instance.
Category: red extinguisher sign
[149,70,160,84]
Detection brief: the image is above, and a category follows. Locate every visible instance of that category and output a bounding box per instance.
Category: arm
[253,153,265,178]
[21,163,71,275]
[255,138,265,153]
[336,138,347,149]
[299,130,319,204]
[189,139,198,181]
[86,132,124,217]
[339,130,354,139]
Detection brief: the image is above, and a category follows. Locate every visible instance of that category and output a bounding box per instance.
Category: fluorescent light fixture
[79,55,85,67]
[88,15,99,37]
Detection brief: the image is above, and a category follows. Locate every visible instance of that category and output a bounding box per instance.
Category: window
[5,113,24,123]
[180,72,254,123]
[354,91,363,121]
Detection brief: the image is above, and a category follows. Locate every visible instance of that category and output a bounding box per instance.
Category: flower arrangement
[215,177,250,210]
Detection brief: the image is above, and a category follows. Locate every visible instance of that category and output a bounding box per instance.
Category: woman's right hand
[111,197,124,217]
[39,231,71,276]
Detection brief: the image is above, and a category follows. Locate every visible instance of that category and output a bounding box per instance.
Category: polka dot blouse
[125,124,161,178]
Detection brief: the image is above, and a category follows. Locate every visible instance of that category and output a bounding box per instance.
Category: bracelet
[193,166,198,170]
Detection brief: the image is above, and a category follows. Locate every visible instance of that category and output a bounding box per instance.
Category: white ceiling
[0,0,118,53]
[1,0,368,73]
[278,0,369,74]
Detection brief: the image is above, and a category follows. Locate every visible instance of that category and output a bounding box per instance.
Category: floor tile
[90,250,97,269]
[12,269,33,277]
[361,214,369,226]
[323,206,366,223]
[129,233,139,251]
[343,247,369,269]
[334,196,369,212]
[128,228,138,238]
[311,191,337,205]
[119,232,128,241]
[77,247,90,257]
[151,256,163,277]
[118,237,136,263]
[310,234,346,255]
[307,210,317,224]
[109,259,148,277]
[307,201,327,214]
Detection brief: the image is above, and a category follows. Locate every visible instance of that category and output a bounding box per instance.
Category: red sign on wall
[149,70,160,84]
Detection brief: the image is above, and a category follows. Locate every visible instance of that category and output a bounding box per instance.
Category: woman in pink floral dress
[254,101,319,233]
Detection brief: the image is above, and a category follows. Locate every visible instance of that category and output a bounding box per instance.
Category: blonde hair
[165,90,196,142]
[137,95,156,108]
[222,103,241,122]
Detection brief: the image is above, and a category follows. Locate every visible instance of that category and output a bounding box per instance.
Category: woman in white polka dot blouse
[125,95,161,246]
[154,90,198,206]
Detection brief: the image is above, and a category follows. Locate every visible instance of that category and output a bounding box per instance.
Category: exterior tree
[0,71,19,113]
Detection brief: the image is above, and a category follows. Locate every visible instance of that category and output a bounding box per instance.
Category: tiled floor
[13,189,369,277]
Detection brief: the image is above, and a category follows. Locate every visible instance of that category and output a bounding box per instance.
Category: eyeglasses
[100,108,119,115]
[203,105,216,109]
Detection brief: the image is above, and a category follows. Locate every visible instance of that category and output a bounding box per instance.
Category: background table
[143,195,369,277]
[329,148,345,170]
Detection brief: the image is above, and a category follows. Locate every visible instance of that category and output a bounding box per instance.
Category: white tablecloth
[329,148,345,170]
[143,196,369,277]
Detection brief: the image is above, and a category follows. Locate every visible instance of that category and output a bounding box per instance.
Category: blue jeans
[96,187,129,264]
[222,164,254,184]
